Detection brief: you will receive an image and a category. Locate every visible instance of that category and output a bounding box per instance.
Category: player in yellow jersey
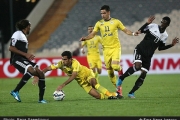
[33,51,118,100]
[81,26,102,82]
[80,5,138,98]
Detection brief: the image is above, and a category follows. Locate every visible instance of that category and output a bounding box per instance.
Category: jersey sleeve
[50,60,63,70]
[117,19,126,30]
[93,21,100,32]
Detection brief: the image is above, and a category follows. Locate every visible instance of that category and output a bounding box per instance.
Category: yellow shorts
[87,55,102,69]
[103,47,121,69]
[76,70,95,93]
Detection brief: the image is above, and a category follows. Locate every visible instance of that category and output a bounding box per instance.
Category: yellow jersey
[50,58,92,84]
[81,35,102,56]
[93,18,126,48]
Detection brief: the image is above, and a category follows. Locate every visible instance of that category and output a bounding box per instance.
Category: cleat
[38,100,47,103]
[10,91,21,102]
[116,86,123,96]
[128,93,135,98]
[108,96,118,100]
[116,92,124,99]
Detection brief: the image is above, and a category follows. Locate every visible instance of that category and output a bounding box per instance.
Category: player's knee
[111,64,120,71]
[135,65,141,71]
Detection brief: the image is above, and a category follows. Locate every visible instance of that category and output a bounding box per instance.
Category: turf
[0,74,180,116]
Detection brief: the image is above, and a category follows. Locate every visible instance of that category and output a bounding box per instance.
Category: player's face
[88,27,93,34]
[100,10,110,20]
[26,25,31,35]
[62,56,72,66]
[160,19,169,29]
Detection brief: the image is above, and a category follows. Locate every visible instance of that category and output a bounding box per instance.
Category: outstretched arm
[80,31,97,41]
[122,28,138,36]
[56,71,78,91]
[158,37,179,51]
[137,15,155,34]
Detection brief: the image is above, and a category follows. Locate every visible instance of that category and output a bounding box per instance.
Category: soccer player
[80,5,138,97]
[9,19,46,103]
[116,16,179,98]
[81,26,102,82]
[33,51,118,100]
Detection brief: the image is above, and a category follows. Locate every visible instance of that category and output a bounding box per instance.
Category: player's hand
[172,37,179,46]
[80,37,86,41]
[26,53,35,61]
[56,85,63,91]
[133,32,139,36]
[32,76,39,86]
[147,15,155,24]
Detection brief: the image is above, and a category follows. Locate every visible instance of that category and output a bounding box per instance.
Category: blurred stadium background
[0,0,180,58]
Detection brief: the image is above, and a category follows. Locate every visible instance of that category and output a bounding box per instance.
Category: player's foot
[10,91,21,102]
[116,92,124,99]
[128,93,135,98]
[108,96,118,100]
[116,85,123,96]
[38,100,47,103]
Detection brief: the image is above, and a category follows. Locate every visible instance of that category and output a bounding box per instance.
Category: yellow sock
[95,84,111,96]
[100,93,106,99]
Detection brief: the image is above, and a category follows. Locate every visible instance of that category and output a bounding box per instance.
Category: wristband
[132,32,135,36]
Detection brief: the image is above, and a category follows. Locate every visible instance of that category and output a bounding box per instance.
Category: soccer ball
[53,90,65,101]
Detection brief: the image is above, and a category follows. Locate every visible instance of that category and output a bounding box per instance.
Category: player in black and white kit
[116,16,179,98]
[9,19,47,103]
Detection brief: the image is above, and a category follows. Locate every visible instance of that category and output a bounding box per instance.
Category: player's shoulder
[12,30,27,41]
[72,58,80,64]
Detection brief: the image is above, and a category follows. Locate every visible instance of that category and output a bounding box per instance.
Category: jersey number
[105,26,110,32]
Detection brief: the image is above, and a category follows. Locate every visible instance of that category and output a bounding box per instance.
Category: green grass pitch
[0,74,180,116]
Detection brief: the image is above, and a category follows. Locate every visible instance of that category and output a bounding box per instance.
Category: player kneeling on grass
[33,51,118,100]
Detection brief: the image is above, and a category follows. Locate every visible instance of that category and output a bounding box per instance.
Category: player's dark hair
[162,16,171,25]
[62,51,72,59]
[16,19,31,30]
[100,5,110,11]
[88,26,93,28]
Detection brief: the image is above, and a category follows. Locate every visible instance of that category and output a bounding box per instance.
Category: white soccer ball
[53,90,65,101]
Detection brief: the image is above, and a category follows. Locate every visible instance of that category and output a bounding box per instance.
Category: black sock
[14,72,32,92]
[120,66,136,81]
[38,79,46,101]
[129,72,146,94]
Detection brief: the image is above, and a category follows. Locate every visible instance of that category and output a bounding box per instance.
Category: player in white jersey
[116,16,179,98]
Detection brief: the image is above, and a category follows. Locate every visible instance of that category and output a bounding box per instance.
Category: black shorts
[133,48,151,71]
[12,57,37,75]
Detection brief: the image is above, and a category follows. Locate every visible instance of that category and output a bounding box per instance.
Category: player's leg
[95,57,102,82]
[111,48,123,96]
[34,67,46,103]
[128,57,150,98]
[103,49,117,87]
[87,71,117,99]
[116,48,142,94]
[10,58,33,102]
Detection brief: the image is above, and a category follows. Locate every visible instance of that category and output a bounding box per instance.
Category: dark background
[0,0,39,44]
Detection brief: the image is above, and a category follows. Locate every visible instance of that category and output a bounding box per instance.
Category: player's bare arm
[9,46,35,61]
[147,15,155,24]
[56,71,78,91]
[122,28,138,36]
[80,31,97,41]
[137,16,155,34]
